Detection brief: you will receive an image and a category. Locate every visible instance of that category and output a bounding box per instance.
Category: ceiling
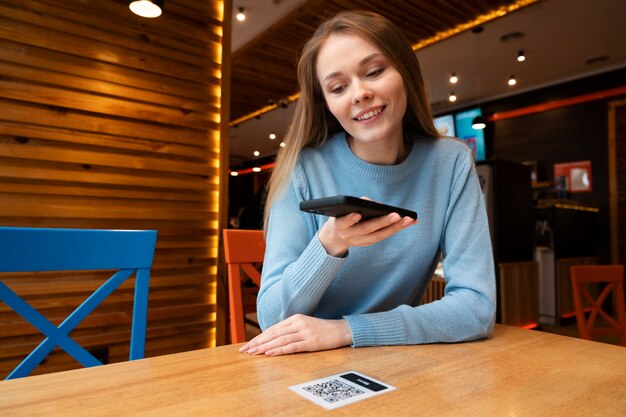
[228,0,626,166]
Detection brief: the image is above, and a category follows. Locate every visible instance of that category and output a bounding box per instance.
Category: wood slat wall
[420,276,446,305]
[0,0,230,378]
[498,261,538,327]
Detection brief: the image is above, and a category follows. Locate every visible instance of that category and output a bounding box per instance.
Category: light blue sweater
[258,132,496,347]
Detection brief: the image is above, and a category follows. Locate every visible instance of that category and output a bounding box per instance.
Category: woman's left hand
[239,314,352,356]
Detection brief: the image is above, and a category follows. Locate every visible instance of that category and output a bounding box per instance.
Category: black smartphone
[299,195,417,221]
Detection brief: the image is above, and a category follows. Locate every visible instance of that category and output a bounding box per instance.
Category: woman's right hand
[318,209,417,257]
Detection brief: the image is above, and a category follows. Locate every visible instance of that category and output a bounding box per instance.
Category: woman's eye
[330,85,345,94]
[366,68,384,78]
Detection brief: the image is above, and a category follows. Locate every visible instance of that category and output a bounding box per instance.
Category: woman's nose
[352,82,372,104]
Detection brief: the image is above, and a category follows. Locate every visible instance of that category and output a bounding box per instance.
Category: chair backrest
[222,229,265,344]
[569,265,626,346]
[0,226,157,379]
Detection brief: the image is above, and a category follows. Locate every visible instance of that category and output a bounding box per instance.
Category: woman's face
[316,32,407,160]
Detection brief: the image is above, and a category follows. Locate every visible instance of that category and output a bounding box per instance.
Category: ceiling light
[236,7,246,22]
[472,116,486,130]
[252,167,261,172]
[517,50,526,62]
[449,73,458,84]
[508,75,517,86]
[280,142,286,148]
[448,92,457,102]
[269,133,276,140]
[230,171,239,177]
[253,150,260,157]
[129,0,163,18]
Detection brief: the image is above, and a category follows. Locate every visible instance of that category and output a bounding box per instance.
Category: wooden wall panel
[498,261,538,327]
[420,277,446,305]
[0,0,229,378]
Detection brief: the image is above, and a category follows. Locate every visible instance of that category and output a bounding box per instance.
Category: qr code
[303,379,364,403]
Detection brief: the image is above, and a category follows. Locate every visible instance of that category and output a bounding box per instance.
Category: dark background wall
[483,67,626,263]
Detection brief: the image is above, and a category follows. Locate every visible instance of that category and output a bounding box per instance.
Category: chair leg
[130,268,151,360]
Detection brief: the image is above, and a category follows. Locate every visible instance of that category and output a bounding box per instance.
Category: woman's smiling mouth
[354,106,385,121]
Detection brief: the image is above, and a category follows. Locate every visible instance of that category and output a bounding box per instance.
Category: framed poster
[553,161,592,193]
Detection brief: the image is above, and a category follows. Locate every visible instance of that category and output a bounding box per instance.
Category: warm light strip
[230,103,278,126]
[553,203,600,213]
[228,0,538,127]
[489,86,626,122]
[230,162,276,175]
[230,93,299,127]
[411,0,539,51]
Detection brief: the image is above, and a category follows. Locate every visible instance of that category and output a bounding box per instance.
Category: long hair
[264,10,439,228]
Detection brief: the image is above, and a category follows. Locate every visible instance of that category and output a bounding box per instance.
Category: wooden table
[1,325,625,416]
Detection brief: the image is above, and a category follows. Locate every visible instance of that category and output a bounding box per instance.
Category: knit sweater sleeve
[343,153,496,346]
[256,164,347,330]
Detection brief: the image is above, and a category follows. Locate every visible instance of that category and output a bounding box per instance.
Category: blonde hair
[264,10,439,229]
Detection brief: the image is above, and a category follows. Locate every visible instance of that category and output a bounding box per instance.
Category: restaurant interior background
[0,0,624,378]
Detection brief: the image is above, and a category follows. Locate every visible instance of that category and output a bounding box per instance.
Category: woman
[240,11,495,356]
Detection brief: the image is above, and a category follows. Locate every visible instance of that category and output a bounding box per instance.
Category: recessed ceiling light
[508,75,517,86]
[129,0,163,18]
[517,50,526,62]
[230,171,239,176]
[449,73,458,84]
[269,133,276,140]
[449,92,457,102]
[280,142,286,148]
[252,167,261,172]
[253,150,260,157]
[236,7,246,22]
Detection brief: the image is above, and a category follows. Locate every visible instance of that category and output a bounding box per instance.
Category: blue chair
[0,226,157,379]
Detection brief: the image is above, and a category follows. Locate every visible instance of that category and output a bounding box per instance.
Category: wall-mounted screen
[433,114,455,137]
[454,108,486,161]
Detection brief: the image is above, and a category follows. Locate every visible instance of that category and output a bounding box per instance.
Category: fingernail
[247,347,258,354]
[401,217,414,226]
[265,350,275,356]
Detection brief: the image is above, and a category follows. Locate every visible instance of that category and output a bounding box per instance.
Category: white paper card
[289,370,396,410]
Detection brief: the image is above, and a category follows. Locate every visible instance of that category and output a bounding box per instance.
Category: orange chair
[222,229,265,344]
[570,265,626,346]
